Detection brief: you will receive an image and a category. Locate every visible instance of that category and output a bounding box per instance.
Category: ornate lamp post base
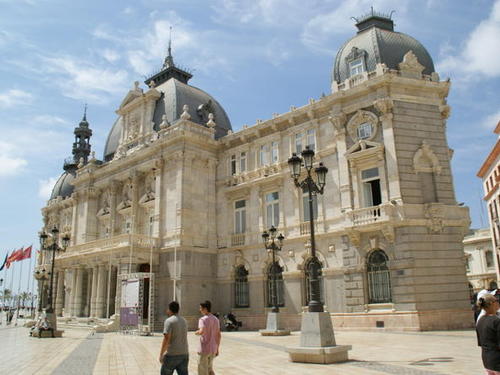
[259,311,290,336]
[286,312,351,364]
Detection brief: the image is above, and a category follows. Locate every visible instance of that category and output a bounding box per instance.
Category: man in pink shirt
[195,300,221,375]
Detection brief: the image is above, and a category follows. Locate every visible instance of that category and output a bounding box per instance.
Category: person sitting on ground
[38,317,55,338]
[477,294,500,375]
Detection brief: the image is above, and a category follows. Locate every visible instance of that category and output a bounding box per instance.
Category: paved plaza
[0,324,484,375]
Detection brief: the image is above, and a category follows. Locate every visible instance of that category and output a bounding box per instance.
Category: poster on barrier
[120,278,139,327]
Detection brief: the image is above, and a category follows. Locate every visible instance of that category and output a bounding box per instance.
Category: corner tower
[326,11,471,330]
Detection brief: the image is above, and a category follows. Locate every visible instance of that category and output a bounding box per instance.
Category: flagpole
[31,250,37,317]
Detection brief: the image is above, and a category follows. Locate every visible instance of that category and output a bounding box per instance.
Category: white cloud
[481,109,500,129]
[0,141,27,176]
[32,115,70,126]
[40,55,129,103]
[101,49,120,63]
[0,89,33,108]
[437,0,500,79]
[38,176,58,200]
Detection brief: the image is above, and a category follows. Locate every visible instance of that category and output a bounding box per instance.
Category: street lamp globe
[301,146,315,170]
[287,153,302,180]
[315,163,328,190]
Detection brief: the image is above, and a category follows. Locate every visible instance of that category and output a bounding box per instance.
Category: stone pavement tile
[91,329,484,375]
[0,326,88,375]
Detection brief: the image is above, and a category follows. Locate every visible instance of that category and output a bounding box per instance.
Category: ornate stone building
[38,12,472,331]
[477,121,500,283]
[463,228,495,293]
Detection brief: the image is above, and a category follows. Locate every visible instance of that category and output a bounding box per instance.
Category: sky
[0,0,499,294]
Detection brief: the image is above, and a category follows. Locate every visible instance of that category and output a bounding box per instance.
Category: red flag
[20,245,32,260]
[6,248,22,269]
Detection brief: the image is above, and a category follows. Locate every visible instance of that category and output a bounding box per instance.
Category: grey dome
[50,171,75,200]
[332,16,435,84]
[103,78,232,161]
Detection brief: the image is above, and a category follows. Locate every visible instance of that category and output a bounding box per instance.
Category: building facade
[477,121,500,282]
[37,12,472,331]
[464,228,496,293]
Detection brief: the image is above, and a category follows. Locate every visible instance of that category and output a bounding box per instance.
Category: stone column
[374,98,401,201]
[84,268,92,317]
[115,265,122,316]
[69,269,77,316]
[72,268,84,317]
[329,111,352,211]
[96,265,107,318]
[55,270,65,316]
[90,265,99,317]
[110,181,119,236]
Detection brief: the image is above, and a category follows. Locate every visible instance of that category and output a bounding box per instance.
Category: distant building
[477,121,500,282]
[37,11,472,331]
[464,228,495,293]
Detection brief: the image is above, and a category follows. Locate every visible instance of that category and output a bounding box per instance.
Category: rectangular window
[362,167,382,207]
[302,189,318,222]
[349,58,364,76]
[124,219,132,234]
[260,145,269,166]
[240,152,247,173]
[295,133,303,154]
[265,192,280,227]
[234,200,246,234]
[148,215,154,236]
[271,141,279,163]
[486,250,495,269]
[307,129,316,151]
[230,155,236,175]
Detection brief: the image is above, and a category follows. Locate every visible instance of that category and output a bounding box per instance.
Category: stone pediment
[345,140,384,168]
[119,82,144,109]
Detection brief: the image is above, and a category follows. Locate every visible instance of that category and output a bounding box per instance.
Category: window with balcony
[362,167,381,207]
[230,154,237,175]
[271,141,279,164]
[240,151,247,173]
[234,265,249,308]
[295,129,316,154]
[265,192,280,227]
[234,200,246,234]
[302,187,318,222]
[367,250,392,304]
[266,262,285,307]
[259,144,270,166]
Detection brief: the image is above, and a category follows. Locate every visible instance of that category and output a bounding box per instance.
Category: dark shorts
[161,354,189,375]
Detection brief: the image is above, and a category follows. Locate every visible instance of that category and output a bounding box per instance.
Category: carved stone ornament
[328,111,347,134]
[347,230,361,247]
[127,114,140,141]
[425,203,444,233]
[413,141,442,175]
[160,114,170,129]
[97,191,110,216]
[373,98,394,115]
[439,104,451,120]
[346,110,379,142]
[398,50,425,74]
[381,226,395,243]
[206,113,216,128]
[180,104,191,120]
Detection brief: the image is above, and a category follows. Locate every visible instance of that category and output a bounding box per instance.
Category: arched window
[266,262,284,307]
[304,258,324,306]
[367,250,392,304]
[234,265,249,308]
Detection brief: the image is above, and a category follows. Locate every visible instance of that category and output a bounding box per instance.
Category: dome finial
[164,26,174,68]
[83,103,87,121]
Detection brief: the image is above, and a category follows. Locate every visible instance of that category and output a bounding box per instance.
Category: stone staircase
[57,317,109,331]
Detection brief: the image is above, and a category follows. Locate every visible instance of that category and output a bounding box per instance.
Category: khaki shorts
[197,353,215,375]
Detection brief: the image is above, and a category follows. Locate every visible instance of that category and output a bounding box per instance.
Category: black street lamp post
[38,226,69,314]
[34,268,49,312]
[262,226,284,313]
[288,146,328,313]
